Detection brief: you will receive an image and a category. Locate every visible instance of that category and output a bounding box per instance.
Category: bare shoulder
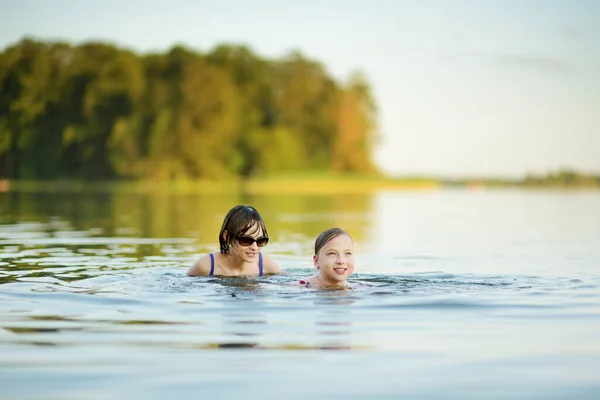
[261,253,281,274]
[187,253,214,276]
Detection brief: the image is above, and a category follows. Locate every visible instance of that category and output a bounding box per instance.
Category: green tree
[332,72,379,172]
[0,39,379,181]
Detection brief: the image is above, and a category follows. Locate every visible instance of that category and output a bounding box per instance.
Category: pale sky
[1,0,599,178]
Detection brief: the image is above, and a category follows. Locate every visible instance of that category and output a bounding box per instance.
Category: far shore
[1,173,598,194]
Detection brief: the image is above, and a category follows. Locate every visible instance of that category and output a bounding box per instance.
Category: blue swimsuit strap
[259,253,263,276]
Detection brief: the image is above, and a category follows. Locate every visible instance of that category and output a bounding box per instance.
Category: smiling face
[313,233,355,286]
[227,223,266,264]
[219,205,268,255]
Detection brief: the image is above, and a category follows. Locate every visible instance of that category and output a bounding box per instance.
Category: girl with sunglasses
[187,205,281,277]
[299,227,355,289]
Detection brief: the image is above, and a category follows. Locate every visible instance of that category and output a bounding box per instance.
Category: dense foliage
[0,39,378,180]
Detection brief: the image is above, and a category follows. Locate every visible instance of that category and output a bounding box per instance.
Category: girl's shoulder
[260,252,281,274]
[187,251,218,276]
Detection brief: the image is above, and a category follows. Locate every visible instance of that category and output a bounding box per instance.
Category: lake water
[1,188,599,399]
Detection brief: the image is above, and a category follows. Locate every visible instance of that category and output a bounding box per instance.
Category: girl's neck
[221,252,250,271]
[316,275,346,288]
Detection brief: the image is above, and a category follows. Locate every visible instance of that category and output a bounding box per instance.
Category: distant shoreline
[2,170,598,194]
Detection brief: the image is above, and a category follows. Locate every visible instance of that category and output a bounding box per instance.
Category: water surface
[1,189,599,399]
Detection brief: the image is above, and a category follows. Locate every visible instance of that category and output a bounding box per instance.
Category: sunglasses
[237,236,269,247]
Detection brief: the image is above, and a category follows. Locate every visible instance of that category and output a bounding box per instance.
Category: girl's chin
[328,271,349,279]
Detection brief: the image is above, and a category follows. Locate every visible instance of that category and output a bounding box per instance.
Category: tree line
[0,39,378,180]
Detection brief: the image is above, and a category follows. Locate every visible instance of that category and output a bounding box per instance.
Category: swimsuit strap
[209,253,215,276]
[259,253,263,276]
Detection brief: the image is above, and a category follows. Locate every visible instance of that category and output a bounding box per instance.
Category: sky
[1,0,599,178]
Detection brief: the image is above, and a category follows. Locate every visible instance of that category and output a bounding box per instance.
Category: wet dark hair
[314,227,352,255]
[219,205,269,255]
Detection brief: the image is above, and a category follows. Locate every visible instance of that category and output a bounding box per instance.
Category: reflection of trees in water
[2,190,376,240]
[0,190,376,259]
[115,190,375,246]
[1,191,112,235]
[254,192,374,244]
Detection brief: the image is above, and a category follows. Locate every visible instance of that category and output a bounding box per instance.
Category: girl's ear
[222,230,228,241]
[313,255,319,269]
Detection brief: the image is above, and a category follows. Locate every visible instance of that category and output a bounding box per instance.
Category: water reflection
[215,312,267,349]
[1,189,600,399]
[313,290,357,306]
[314,315,354,350]
[0,190,375,251]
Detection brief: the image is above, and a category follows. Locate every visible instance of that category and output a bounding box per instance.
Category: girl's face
[313,234,355,285]
[228,223,268,263]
